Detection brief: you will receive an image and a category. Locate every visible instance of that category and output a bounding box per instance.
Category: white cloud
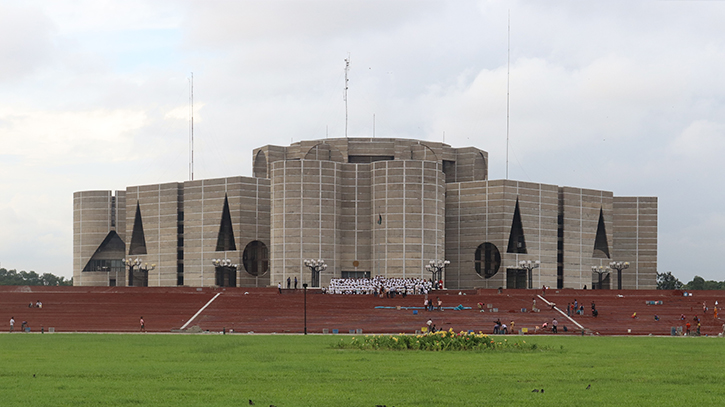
[0,4,56,81]
[0,107,148,164]
[668,120,725,161]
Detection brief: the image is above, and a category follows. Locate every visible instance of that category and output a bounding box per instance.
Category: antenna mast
[505,11,510,180]
[344,56,350,138]
[189,72,194,181]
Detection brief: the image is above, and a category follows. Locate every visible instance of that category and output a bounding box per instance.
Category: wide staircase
[0,286,722,336]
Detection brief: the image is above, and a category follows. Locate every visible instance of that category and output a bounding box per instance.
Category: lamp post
[425,259,450,287]
[211,258,238,287]
[302,283,308,335]
[137,262,155,287]
[303,259,327,288]
[519,260,541,289]
[591,265,610,290]
[122,258,141,286]
[609,261,630,290]
[122,258,156,287]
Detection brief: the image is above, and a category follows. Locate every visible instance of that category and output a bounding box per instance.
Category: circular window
[475,242,500,279]
[242,241,269,276]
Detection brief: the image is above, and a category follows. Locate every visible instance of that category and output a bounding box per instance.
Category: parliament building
[73,138,657,289]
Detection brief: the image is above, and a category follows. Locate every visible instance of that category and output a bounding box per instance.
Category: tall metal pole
[303,283,308,335]
[344,56,350,138]
[189,72,194,181]
[505,10,510,180]
[610,261,629,290]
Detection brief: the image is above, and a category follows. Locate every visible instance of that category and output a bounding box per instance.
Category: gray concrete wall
[613,196,658,289]
[73,190,125,286]
[183,176,271,287]
[445,180,558,290]
[270,160,342,287]
[559,187,614,289]
[125,183,181,287]
[371,160,446,280]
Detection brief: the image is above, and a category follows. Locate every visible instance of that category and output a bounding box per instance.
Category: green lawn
[0,333,722,406]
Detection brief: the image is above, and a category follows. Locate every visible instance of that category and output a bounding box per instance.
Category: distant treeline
[0,268,72,286]
[657,272,725,290]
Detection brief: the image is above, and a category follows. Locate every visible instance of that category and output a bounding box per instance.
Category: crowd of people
[325,276,436,296]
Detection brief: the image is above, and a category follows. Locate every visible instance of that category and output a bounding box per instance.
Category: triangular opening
[82,231,126,271]
[129,201,147,255]
[593,207,610,259]
[216,194,237,252]
[507,198,527,254]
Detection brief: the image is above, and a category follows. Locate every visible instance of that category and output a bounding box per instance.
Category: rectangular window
[177,263,184,286]
[348,155,394,163]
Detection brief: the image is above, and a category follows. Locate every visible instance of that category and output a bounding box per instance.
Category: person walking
[552,318,558,333]
[140,317,145,332]
[287,277,291,289]
[9,316,14,333]
[278,282,282,294]
[294,277,298,289]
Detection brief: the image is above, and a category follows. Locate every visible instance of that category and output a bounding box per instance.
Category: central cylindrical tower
[371,160,445,280]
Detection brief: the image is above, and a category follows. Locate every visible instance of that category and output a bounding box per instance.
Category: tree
[682,275,725,290]
[656,271,683,290]
[0,268,72,286]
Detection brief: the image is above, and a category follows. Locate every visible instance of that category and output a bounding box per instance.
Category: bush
[334,329,549,352]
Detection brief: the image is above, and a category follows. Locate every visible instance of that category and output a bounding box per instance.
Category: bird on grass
[586,384,591,390]
[249,400,254,405]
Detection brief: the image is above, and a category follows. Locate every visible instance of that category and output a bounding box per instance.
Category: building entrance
[215,266,237,287]
[506,268,527,289]
[129,269,148,287]
[341,271,371,279]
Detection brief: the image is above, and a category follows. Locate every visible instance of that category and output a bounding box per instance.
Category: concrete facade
[73,137,657,289]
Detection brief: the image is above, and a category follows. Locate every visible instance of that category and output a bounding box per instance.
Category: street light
[211,258,235,268]
[303,259,327,288]
[591,265,610,290]
[519,260,541,289]
[302,283,308,335]
[609,261,630,290]
[425,259,450,287]
[122,258,140,286]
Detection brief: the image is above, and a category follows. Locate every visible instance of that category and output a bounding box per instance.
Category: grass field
[0,333,723,406]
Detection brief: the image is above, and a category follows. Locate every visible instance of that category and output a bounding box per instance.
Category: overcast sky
[1,0,723,283]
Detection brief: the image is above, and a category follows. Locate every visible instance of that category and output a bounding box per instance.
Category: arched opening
[475,242,500,279]
[410,143,438,161]
[304,143,344,162]
[473,152,487,180]
[253,150,268,178]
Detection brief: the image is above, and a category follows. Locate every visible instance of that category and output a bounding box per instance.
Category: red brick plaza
[1,286,722,336]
